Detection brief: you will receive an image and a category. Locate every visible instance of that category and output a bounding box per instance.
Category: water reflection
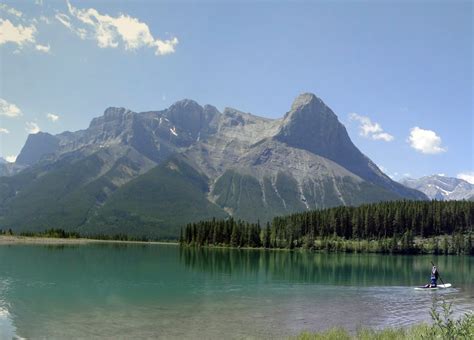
[179,247,473,288]
[0,244,472,338]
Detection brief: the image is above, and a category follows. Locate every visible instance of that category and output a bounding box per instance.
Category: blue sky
[0,0,472,182]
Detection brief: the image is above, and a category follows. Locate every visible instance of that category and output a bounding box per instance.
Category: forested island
[180,200,474,254]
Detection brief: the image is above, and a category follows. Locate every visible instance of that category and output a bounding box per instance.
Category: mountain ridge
[1,93,427,237]
[401,175,474,201]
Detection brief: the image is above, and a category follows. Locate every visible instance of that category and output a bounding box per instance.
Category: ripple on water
[0,306,17,339]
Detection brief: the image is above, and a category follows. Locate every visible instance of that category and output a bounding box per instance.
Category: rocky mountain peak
[284,92,336,123]
[290,92,320,110]
[103,107,133,119]
[276,93,345,152]
[15,132,59,166]
[203,104,220,115]
[169,99,203,112]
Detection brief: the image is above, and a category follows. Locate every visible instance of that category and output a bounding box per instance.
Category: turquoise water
[0,244,472,338]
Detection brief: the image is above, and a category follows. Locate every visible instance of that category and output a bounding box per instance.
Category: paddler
[425,265,439,288]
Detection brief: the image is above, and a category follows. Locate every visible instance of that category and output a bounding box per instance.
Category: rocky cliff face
[15,132,60,166]
[1,93,426,237]
[275,93,421,198]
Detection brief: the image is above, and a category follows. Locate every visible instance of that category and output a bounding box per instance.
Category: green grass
[296,323,461,340]
[295,301,474,340]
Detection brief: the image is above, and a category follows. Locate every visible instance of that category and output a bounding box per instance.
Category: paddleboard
[414,283,452,290]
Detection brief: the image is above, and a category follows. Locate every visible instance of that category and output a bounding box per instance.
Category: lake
[0,243,472,338]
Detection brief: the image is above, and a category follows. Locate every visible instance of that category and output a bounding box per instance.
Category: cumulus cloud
[408,126,446,154]
[0,4,23,18]
[35,43,50,53]
[46,113,59,122]
[5,155,17,163]
[25,122,40,134]
[0,127,10,134]
[457,172,474,184]
[57,1,178,55]
[0,98,22,117]
[0,12,50,53]
[349,113,394,142]
[0,18,36,47]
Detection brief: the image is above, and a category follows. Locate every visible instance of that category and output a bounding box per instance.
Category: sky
[0,0,472,183]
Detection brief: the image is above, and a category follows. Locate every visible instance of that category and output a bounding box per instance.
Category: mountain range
[0,93,427,238]
[400,175,474,201]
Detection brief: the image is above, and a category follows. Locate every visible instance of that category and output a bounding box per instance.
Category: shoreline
[0,235,179,246]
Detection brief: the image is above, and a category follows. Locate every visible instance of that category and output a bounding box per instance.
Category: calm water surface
[0,244,472,338]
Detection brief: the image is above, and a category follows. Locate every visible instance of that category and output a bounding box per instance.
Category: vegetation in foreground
[296,300,473,340]
[181,200,474,254]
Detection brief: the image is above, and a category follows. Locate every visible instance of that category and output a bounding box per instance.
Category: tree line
[0,228,158,242]
[180,200,474,254]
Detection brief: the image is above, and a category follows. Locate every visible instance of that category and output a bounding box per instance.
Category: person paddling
[425,265,439,288]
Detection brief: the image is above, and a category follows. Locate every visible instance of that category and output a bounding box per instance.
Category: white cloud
[0,127,9,134]
[38,16,51,24]
[0,9,51,53]
[0,98,22,117]
[372,132,394,142]
[408,126,446,154]
[25,122,40,134]
[0,4,23,18]
[55,13,73,30]
[0,19,37,47]
[46,113,59,122]
[349,113,394,142]
[5,155,17,163]
[59,1,178,55]
[35,43,50,53]
[457,172,474,184]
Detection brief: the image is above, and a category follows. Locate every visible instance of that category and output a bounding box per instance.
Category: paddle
[431,261,446,286]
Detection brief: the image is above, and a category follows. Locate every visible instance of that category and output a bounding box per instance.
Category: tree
[263,223,271,248]
[303,231,315,250]
[230,223,240,247]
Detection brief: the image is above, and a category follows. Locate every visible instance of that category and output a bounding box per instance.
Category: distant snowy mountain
[401,175,474,200]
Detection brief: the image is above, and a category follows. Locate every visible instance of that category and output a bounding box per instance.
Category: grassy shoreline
[295,302,474,340]
[0,235,179,246]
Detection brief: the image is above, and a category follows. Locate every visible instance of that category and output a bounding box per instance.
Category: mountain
[15,132,60,166]
[0,93,426,238]
[0,158,24,177]
[400,175,474,201]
